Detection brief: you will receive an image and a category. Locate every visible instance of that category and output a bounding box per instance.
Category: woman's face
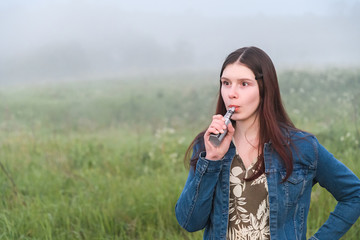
[220,63,260,123]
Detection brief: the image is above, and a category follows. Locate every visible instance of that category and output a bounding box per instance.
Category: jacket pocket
[280,169,307,207]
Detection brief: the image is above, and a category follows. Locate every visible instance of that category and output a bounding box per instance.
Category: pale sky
[1,0,359,82]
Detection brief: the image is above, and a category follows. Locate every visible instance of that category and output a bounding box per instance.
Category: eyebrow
[220,77,256,82]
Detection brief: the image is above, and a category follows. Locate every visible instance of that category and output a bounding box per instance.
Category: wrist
[205,153,223,161]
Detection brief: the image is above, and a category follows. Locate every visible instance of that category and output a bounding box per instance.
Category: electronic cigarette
[209,107,235,146]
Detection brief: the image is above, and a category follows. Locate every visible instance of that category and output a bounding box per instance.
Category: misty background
[0,2,360,238]
[1,0,360,84]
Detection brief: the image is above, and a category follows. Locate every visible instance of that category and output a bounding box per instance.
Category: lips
[228,105,240,111]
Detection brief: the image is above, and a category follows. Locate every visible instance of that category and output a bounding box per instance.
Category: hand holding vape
[208,107,235,146]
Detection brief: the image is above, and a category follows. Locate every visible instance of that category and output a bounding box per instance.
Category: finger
[212,114,224,120]
[204,115,227,141]
[206,126,221,135]
[212,115,226,123]
[223,122,235,143]
[210,122,226,132]
[227,122,235,133]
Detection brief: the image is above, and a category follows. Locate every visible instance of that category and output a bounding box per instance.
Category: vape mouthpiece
[208,107,235,146]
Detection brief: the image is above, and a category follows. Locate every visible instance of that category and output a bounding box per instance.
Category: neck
[233,117,260,146]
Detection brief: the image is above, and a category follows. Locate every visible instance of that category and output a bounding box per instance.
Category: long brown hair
[184,46,296,181]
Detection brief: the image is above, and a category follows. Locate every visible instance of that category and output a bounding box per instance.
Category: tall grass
[0,68,359,239]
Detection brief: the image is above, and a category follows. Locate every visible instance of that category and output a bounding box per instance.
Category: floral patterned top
[227,154,270,240]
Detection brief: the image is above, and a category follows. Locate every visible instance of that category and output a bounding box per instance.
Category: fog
[1,0,360,83]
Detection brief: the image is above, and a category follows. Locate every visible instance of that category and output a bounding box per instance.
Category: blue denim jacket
[175,130,360,239]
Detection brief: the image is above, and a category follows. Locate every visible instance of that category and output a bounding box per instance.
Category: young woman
[175,46,360,240]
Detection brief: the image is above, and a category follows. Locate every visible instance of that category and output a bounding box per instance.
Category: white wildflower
[177,137,185,144]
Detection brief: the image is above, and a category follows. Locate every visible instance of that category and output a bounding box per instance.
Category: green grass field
[0,68,359,239]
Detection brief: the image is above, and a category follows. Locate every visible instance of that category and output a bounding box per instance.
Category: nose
[228,86,238,99]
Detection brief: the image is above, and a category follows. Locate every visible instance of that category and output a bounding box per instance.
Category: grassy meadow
[0,68,359,239]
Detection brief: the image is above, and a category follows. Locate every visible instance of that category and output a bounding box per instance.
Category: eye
[222,80,230,86]
[242,82,249,87]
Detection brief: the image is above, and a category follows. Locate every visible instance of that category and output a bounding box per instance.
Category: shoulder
[287,128,317,144]
[287,129,322,166]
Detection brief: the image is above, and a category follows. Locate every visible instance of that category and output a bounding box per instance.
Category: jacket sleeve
[175,145,224,232]
[311,138,360,239]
